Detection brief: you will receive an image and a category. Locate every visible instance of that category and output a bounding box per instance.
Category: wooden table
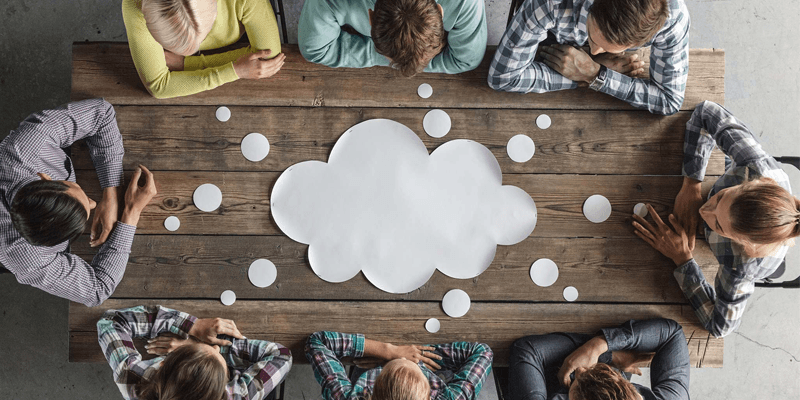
[68,43,726,367]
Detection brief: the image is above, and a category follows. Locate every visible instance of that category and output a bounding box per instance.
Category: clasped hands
[557,336,653,387]
[146,317,245,355]
[539,44,645,83]
[91,165,158,247]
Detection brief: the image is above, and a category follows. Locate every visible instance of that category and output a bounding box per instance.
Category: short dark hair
[589,0,669,47]
[10,180,87,247]
[371,0,446,77]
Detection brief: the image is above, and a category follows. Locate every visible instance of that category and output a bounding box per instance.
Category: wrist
[672,254,693,267]
[682,176,702,190]
[585,61,601,84]
[120,207,141,226]
[384,343,399,360]
[102,187,119,201]
[588,336,609,357]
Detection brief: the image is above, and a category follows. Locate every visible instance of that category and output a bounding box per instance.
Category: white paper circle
[633,203,648,218]
[507,134,536,163]
[248,259,277,288]
[583,194,612,223]
[417,83,433,99]
[216,106,231,122]
[193,184,222,212]
[530,258,559,287]
[442,289,471,318]
[536,114,552,130]
[220,290,236,306]
[164,216,180,232]
[241,133,270,162]
[423,109,451,138]
[425,318,441,333]
[563,286,579,302]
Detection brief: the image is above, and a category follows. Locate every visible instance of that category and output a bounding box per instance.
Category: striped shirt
[488,0,690,115]
[97,305,293,400]
[676,100,791,338]
[0,98,135,307]
[306,331,493,400]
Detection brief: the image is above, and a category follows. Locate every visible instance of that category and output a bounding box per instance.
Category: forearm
[595,69,684,115]
[363,338,397,360]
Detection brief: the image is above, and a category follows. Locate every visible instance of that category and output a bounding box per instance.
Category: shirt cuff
[221,62,240,81]
[673,258,704,289]
[105,222,137,251]
[600,327,631,353]
[96,161,125,189]
[351,333,366,358]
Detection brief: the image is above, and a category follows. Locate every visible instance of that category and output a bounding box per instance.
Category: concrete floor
[1,0,798,398]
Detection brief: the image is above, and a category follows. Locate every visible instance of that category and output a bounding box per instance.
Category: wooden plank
[71,43,724,110]
[68,300,723,367]
[71,235,719,302]
[71,106,726,176]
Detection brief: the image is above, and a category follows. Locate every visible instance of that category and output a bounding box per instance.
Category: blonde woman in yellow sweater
[122,0,285,99]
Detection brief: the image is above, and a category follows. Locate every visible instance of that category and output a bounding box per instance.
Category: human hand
[593,52,645,77]
[90,187,119,247]
[390,344,442,370]
[673,178,703,250]
[540,44,601,83]
[632,204,693,266]
[558,336,607,387]
[121,165,157,226]
[611,350,654,376]
[145,333,197,355]
[164,50,185,71]
[233,50,286,80]
[188,317,245,346]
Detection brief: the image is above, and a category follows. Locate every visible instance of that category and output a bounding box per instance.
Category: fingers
[90,214,101,244]
[557,364,573,387]
[632,367,642,376]
[420,355,441,370]
[633,229,656,247]
[207,336,233,347]
[90,222,111,247]
[646,204,668,229]
[632,213,658,235]
[130,166,143,189]
[221,319,245,339]
[668,214,685,234]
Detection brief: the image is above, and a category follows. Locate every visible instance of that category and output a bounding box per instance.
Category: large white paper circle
[530,258,559,287]
[583,194,612,223]
[216,106,231,122]
[220,290,236,306]
[633,203,648,218]
[507,134,536,163]
[418,83,433,99]
[164,216,180,232]
[536,114,551,130]
[563,286,579,302]
[425,318,441,333]
[241,133,270,162]
[193,184,222,212]
[423,109,451,138]
[442,289,471,318]
[248,259,277,288]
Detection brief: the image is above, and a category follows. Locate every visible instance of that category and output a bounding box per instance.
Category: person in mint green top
[299,0,487,76]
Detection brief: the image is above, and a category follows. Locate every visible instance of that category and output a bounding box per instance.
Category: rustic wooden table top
[69,43,726,367]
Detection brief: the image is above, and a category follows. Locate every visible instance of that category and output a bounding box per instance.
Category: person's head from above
[141,0,219,56]
[569,364,642,400]
[586,0,669,55]
[700,177,800,257]
[369,0,446,77]
[137,342,228,400]
[371,358,431,400]
[10,173,96,247]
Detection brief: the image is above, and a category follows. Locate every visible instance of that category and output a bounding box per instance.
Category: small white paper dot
[216,106,231,122]
[563,286,579,302]
[241,133,270,162]
[417,83,433,99]
[507,134,536,163]
[248,259,277,288]
[423,109,451,138]
[220,290,236,306]
[634,203,648,218]
[583,194,612,223]
[425,318,441,333]
[536,114,552,130]
[193,184,222,212]
[164,216,180,232]
[442,289,471,318]
[530,258,559,287]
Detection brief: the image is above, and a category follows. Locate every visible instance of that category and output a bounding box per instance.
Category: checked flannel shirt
[97,305,293,400]
[677,101,791,338]
[305,331,493,400]
[488,0,690,115]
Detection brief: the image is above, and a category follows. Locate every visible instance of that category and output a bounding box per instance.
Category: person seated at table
[507,318,689,400]
[488,0,689,116]
[98,305,293,400]
[632,101,800,338]
[298,0,488,76]
[122,0,285,99]
[0,99,157,307]
[306,330,493,399]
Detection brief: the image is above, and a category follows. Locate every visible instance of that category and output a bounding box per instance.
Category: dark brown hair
[589,0,669,47]
[729,178,800,246]
[10,180,87,247]
[371,0,445,77]
[370,360,430,400]
[571,364,639,400]
[136,344,227,400]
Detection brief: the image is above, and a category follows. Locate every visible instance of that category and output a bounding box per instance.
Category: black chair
[270,0,289,45]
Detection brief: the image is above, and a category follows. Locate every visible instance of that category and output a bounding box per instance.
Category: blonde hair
[141,0,213,55]
[370,360,430,400]
[135,344,227,400]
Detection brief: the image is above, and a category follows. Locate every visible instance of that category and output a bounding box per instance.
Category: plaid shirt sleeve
[487,0,578,93]
[305,331,366,400]
[223,338,293,400]
[96,305,197,399]
[430,342,493,400]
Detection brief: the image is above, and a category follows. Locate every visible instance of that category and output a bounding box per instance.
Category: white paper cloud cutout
[270,119,537,293]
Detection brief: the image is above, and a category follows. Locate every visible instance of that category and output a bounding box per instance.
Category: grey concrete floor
[1,0,798,398]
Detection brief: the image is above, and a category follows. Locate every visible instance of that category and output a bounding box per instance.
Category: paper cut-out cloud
[270,119,537,293]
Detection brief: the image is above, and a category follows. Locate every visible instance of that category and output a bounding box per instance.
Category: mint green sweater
[298,0,487,73]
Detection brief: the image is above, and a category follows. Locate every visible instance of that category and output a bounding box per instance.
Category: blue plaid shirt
[676,101,791,338]
[488,0,690,115]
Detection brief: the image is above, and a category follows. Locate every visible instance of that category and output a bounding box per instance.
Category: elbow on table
[655,93,684,116]
[487,74,514,92]
[706,319,738,339]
